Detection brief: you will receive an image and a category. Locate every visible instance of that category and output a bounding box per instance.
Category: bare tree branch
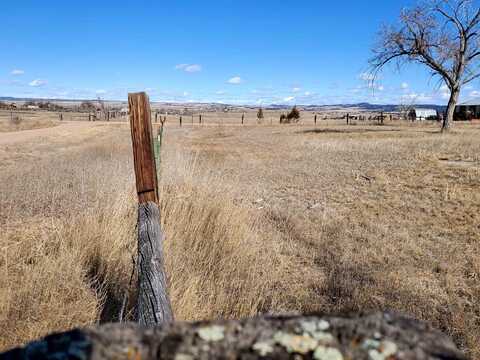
[369,0,480,131]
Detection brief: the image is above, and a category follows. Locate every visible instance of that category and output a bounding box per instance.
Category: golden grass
[0,111,62,132]
[0,120,479,358]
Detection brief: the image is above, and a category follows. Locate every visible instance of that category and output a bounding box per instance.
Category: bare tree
[398,94,418,120]
[370,0,480,132]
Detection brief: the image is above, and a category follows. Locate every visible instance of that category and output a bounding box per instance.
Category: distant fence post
[59,113,63,121]
[179,116,182,127]
[314,114,317,125]
[128,92,174,327]
[199,114,202,124]
[346,113,350,125]
[242,113,244,125]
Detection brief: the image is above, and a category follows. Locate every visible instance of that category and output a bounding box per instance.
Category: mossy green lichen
[367,340,398,360]
[313,346,343,360]
[252,341,274,356]
[273,332,318,354]
[174,354,194,360]
[299,319,330,334]
[196,325,225,342]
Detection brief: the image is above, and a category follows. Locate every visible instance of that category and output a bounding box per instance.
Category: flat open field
[0,119,479,356]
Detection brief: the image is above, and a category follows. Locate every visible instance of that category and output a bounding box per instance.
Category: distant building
[408,108,438,121]
[26,105,39,110]
[454,98,480,121]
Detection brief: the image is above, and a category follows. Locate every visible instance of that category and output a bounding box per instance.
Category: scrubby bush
[280,106,301,124]
[10,114,23,126]
[257,108,264,123]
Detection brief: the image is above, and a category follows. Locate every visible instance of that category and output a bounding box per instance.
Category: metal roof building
[455,98,480,120]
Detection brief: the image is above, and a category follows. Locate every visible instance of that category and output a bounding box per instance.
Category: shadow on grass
[298,128,403,135]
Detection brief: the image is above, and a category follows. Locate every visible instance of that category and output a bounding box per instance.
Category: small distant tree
[257,108,264,123]
[287,106,301,123]
[80,101,96,112]
[279,113,287,124]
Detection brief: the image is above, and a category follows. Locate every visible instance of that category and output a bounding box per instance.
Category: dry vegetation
[0,111,59,132]
[0,119,479,357]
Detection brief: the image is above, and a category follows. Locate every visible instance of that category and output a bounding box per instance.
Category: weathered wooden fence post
[179,116,182,127]
[241,113,244,125]
[314,114,317,125]
[128,92,174,327]
[346,113,350,125]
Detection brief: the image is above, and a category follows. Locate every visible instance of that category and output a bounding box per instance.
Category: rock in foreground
[0,312,465,360]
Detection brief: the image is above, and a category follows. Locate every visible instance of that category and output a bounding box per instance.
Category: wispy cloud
[29,79,47,87]
[292,87,301,92]
[11,69,25,76]
[401,82,409,89]
[95,89,107,95]
[358,72,374,81]
[228,76,243,84]
[175,64,202,73]
[283,96,295,102]
[439,85,450,99]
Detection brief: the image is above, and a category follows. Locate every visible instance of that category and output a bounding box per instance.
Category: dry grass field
[0,118,479,357]
[0,110,60,132]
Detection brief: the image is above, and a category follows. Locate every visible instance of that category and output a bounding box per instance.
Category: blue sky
[1,0,479,104]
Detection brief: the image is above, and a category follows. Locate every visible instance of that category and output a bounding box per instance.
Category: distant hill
[265,103,447,112]
[0,96,446,113]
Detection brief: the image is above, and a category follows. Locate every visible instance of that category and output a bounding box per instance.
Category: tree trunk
[443,88,460,132]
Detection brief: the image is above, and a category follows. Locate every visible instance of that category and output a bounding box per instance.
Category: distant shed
[409,108,438,121]
[454,98,480,120]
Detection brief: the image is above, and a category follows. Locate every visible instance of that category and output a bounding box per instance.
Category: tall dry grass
[0,123,479,358]
[0,127,296,350]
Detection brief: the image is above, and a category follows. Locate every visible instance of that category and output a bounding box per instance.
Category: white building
[409,108,438,121]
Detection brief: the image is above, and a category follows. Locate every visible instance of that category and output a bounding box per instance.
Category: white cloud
[358,72,374,81]
[402,92,432,102]
[439,85,451,99]
[377,85,384,91]
[292,87,301,92]
[283,96,295,102]
[29,79,47,87]
[469,90,480,97]
[228,76,243,84]
[96,89,107,95]
[183,91,189,96]
[175,64,202,73]
[185,64,202,73]
[401,82,409,89]
[304,91,312,96]
[216,90,226,95]
[11,69,24,76]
